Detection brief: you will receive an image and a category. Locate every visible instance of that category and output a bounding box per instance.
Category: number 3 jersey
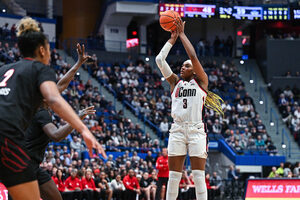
[171,79,207,123]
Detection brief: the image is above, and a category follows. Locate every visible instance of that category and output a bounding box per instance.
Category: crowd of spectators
[275,86,300,146]
[267,162,300,178]
[84,50,277,155]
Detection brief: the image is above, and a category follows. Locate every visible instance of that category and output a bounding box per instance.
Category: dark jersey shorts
[33,165,52,186]
[0,59,56,187]
[0,135,36,187]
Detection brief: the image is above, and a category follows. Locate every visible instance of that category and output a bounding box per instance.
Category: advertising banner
[245,179,300,200]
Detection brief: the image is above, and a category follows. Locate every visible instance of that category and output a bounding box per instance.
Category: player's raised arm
[40,81,106,159]
[176,19,208,91]
[155,31,180,92]
[57,43,90,92]
[43,106,96,142]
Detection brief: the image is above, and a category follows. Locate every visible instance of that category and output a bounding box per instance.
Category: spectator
[81,169,99,199]
[159,118,169,139]
[123,169,141,200]
[293,162,300,177]
[210,171,222,199]
[52,169,66,197]
[155,148,169,200]
[111,174,126,200]
[276,162,284,177]
[56,56,67,67]
[205,173,215,200]
[255,135,265,150]
[95,172,113,200]
[268,167,278,178]
[64,168,82,200]
[179,171,191,199]
[283,163,292,177]
[227,165,239,180]
[140,172,153,200]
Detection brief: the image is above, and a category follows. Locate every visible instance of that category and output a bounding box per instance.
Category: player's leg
[0,137,40,200]
[166,155,185,200]
[188,124,208,200]
[166,128,187,200]
[35,167,63,200]
[7,181,40,200]
[190,157,207,200]
[39,179,63,200]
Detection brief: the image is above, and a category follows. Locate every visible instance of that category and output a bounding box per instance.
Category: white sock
[192,170,207,200]
[166,171,182,200]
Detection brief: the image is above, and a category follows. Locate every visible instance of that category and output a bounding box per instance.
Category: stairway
[236,59,299,162]
[57,50,159,141]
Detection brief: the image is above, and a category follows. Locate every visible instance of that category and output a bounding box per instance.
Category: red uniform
[205,177,212,189]
[156,155,169,178]
[52,176,65,192]
[81,178,96,190]
[123,175,140,191]
[65,176,81,191]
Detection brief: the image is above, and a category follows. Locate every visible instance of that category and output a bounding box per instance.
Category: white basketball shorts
[167,122,208,158]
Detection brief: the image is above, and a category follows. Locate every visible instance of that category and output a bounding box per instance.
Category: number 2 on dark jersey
[183,98,187,109]
[0,69,15,87]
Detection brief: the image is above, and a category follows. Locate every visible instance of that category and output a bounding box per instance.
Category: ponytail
[204,91,224,117]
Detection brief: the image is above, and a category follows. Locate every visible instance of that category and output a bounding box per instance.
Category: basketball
[159,10,181,32]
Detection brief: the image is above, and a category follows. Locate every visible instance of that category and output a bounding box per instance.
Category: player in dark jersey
[0,17,105,200]
[26,43,96,200]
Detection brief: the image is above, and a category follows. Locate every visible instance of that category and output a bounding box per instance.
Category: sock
[192,170,207,200]
[166,171,182,200]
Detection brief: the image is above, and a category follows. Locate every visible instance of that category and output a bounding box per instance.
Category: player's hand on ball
[175,18,186,35]
[76,43,90,65]
[79,106,96,119]
[169,30,179,45]
[82,128,107,159]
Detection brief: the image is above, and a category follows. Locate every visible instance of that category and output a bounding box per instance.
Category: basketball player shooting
[155,18,223,200]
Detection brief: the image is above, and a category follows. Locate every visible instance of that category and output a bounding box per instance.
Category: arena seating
[273,86,300,146]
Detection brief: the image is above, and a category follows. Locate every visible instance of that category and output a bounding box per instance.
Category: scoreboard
[159,3,185,17]
[263,7,289,20]
[159,3,297,21]
[292,8,300,19]
[185,4,216,18]
[232,6,263,20]
[159,3,215,18]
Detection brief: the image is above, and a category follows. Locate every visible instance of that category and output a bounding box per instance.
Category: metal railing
[259,86,268,114]
[270,107,279,135]
[281,128,291,158]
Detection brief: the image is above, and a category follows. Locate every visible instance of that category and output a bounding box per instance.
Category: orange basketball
[160,10,180,32]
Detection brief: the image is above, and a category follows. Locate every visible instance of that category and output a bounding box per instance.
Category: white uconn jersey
[171,79,207,123]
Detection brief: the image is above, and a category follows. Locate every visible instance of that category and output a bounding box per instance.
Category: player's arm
[43,106,95,142]
[176,19,208,91]
[155,31,180,93]
[40,81,106,158]
[57,43,90,92]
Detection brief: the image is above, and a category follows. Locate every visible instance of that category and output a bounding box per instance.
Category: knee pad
[166,171,182,200]
[192,170,207,195]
